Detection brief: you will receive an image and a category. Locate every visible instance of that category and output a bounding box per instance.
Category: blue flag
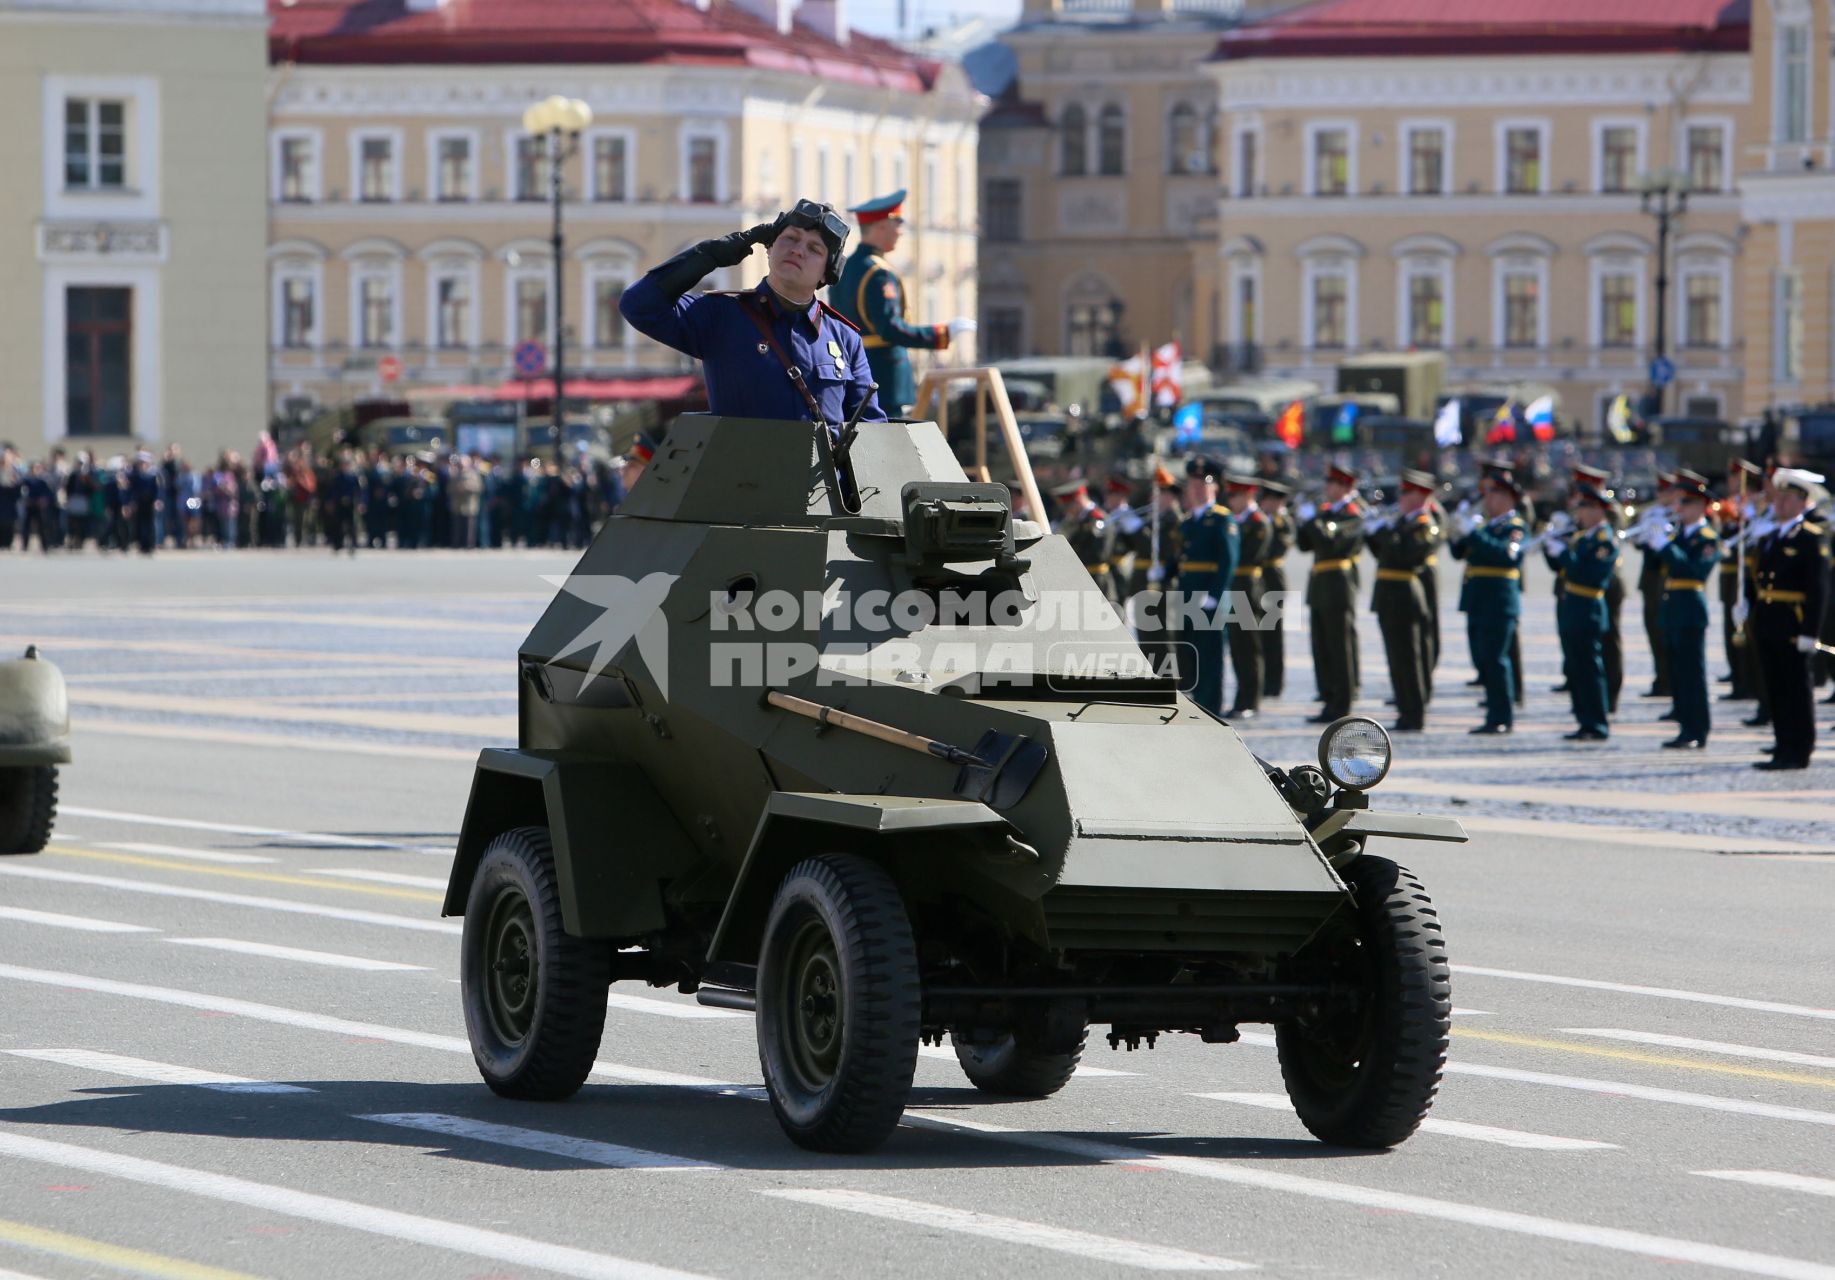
[1173,401,1202,445]
[1332,401,1359,444]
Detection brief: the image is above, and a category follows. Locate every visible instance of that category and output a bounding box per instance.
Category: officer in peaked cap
[1297,461,1365,723]
[1452,463,1527,733]
[1221,469,1269,720]
[1175,456,1238,717]
[620,200,883,433]
[1569,461,1625,712]
[1648,469,1720,748]
[1256,477,1297,699]
[1366,469,1440,732]
[830,190,974,416]
[1548,481,1620,740]
[1637,470,1680,702]
[1053,479,1118,605]
[1747,467,1827,768]
[1719,457,1764,701]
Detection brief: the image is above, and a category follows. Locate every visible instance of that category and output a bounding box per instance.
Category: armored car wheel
[1275,854,1449,1148]
[0,765,57,855]
[952,1028,1085,1098]
[756,854,920,1153]
[461,826,610,1101]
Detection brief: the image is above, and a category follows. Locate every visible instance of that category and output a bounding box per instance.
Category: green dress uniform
[1752,500,1827,767]
[1058,496,1118,606]
[1227,503,1270,716]
[1718,501,1750,698]
[1418,498,1445,701]
[1136,502,1182,683]
[1368,508,1439,731]
[1452,510,1527,732]
[1638,509,1673,699]
[830,246,948,414]
[1297,498,1365,720]
[1176,502,1239,717]
[1656,517,1720,745]
[1552,523,1620,737]
[1261,504,1296,698]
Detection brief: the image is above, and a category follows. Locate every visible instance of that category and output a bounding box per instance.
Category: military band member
[1718,458,1764,701]
[1222,471,1269,720]
[1102,475,1147,598]
[1548,482,1620,741]
[1741,465,1781,729]
[1646,470,1719,749]
[1053,480,1117,605]
[1417,481,1446,701]
[1744,468,1827,769]
[1452,467,1527,734]
[1297,463,1365,724]
[1366,469,1440,732]
[1571,462,1626,712]
[1135,475,1184,683]
[1638,471,1679,701]
[1257,478,1296,698]
[1176,457,1238,718]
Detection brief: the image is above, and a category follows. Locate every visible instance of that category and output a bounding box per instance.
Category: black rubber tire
[756,854,920,1153]
[0,765,56,855]
[952,1028,1085,1098]
[460,826,610,1101]
[1276,854,1449,1148]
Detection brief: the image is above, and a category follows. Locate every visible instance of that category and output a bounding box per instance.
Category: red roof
[1217,0,1748,59]
[269,0,939,92]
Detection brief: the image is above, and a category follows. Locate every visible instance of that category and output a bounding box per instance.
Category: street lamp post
[1639,168,1689,419]
[522,95,593,462]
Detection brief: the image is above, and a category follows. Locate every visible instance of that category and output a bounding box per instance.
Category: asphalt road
[1,547,1832,1280]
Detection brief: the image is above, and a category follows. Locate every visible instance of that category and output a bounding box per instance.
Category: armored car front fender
[0,647,71,767]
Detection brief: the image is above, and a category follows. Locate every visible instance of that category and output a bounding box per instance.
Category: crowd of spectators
[0,434,630,555]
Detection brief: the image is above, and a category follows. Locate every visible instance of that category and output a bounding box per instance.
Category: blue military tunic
[1453,510,1526,730]
[1175,503,1239,717]
[830,246,948,413]
[1551,523,1620,735]
[1657,518,1720,744]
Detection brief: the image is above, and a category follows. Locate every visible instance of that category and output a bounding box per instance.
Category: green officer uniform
[830,190,949,414]
[1296,475,1365,722]
[1175,474,1239,718]
[1225,483,1270,718]
[1054,484,1118,606]
[1452,505,1527,732]
[1367,474,1440,732]
[1259,480,1296,698]
[1550,506,1619,739]
[1655,489,1720,748]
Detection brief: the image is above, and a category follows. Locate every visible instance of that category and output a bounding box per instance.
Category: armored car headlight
[1318,717,1392,791]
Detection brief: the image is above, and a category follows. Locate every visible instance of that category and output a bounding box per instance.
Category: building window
[358,276,393,348]
[1684,395,1722,418]
[1312,127,1349,196]
[279,137,315,203]
[1504,126,1541,194]
[359,136,394,202]
[1235,273,1257,347]
[592,277,625,349]
[515,137,550,201]
[982,306,1024,362]
[1599,271,1637,347]
[436,136,472,202]
[1097,104,1125,176]
[1685,124,1725,193]
[1407,271,1444,348]
[64,98,126,190]
[984,178,1021,242]
[1407,126,1445,195]
[1779,25,1810,143]
[592,135,628,202]
[1059,104,1087,176]
[1168,102,1202,175]
[281,276,315,348]
[1599,125,1638,193]
[1682,273,1720,348]
[687,136,718,203]
[1067,301,1120,357]
[1503,271,1540,348]
[1311,273,1347,348]
[65,286,131,435]
[1236,127,1258,197]
[1775,271,1802,381]
[435,275,471,349]
[515,277,548,344]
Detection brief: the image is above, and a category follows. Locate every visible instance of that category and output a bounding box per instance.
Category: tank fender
[706,792,1016,967]
[444,748,692,938]
[0,648,72,767]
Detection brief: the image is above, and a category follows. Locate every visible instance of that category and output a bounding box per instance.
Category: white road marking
[899,1111,1835,1280]
[0,865,460,935]
[762,1189,1252,1272]
[917,1045,1137,1077]
[1454,964,1835,1021]
[0,1132,709,1280]
[99,842,275,866]
[0,1268,52,1280]
[58,805,451,855]
[1562,1028,1835,1071]
[312,868,449,889]
[1450,1008,1494,1017]
[0,906,157,934]
[606,992,746,1020]
[361,1113,723,1171]
[0,965,732,1091]
[1694,1171,1835,1200]
[1195,1093,1617,1151]
[167,938,429,972]
[6,1049,311,1094]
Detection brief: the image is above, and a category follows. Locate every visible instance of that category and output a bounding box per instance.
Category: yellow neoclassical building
[265,0,982,417]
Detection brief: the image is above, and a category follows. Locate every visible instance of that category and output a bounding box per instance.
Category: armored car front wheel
[952,1029,1085,1098]
[0,765,56,855]
[461,826,610,1101]
[1275,854,1449,1148]
[756,854,920,1153]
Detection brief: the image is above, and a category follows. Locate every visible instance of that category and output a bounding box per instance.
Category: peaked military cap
[1185,455,1222,482]
[1574,482,1609,507]
[1773,466,1826,498]
[1400,468,1436,493]
[623,432,657,464]
[1572,462,1611,484]
[1325,461,1358,485]
[1222,468,1260,492]
[1050,478,1090,503]
[848,189,907,224]
[1673,468,1710,498]
[1257,476,1294,497]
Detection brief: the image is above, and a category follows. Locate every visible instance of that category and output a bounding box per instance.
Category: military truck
[0,647,69,854]
[445,392,1466,1153]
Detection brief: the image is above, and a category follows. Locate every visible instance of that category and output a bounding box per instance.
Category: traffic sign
[513,340,548,379]
[1648,355,1675,388]
[377,354,402,384]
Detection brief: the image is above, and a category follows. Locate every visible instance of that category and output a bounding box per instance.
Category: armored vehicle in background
[0,646,69,855]
[446,392,1466,1153]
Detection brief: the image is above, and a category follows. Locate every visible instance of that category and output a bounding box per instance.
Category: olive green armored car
[0,646,69,855]
[446,410,1466,1153]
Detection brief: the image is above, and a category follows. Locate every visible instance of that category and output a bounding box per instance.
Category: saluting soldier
[1222,470,1269,721]
[1637,472,1680,702]
[1744,467,1827,769]
[1451,466,1528,734]
[1053,480,1118,605]
[1175,457,1238,718]
[1257,478,1296,699]
[1365,469,1440,732]
[1547,482,1620,741]
[830,190,972,416]
[1718,458,1763,701]
[1297,462,1365,724]
[1645,469,1720,749]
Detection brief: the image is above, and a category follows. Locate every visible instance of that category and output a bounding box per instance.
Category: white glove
[1747,517,1777,542]
[1546,537,1569,558]
[1454,511,1482,538]
[1363,514,1390,535]
[1797,634,1818,654]
[947,317,977,337]
[1297,501,1318,523]
[1546,510,1574,539]
[1146,564,1165,584]
[1732,600,1750,626]
[1201,594,1219,612]
[1647,525,1673,552]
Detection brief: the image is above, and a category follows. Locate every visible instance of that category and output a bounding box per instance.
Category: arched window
[1168,102,1199,175]
[1060,104,1087,176]
[1098,104,1126,176]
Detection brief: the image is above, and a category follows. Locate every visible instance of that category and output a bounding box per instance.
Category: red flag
[1150,341,1182,407]
[1275,400,1304,449]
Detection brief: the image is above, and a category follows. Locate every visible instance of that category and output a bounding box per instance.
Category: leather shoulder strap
[735,292,827,425]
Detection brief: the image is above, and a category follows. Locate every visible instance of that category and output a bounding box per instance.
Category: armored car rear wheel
[952,1029,1084,1098]
[461,826,610,1101]
[756,854,920,1153]
[1275,855,1449,1148]
[0,765,56,855]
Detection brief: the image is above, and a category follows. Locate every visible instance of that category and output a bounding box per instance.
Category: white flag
[1433,397,1462,447]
